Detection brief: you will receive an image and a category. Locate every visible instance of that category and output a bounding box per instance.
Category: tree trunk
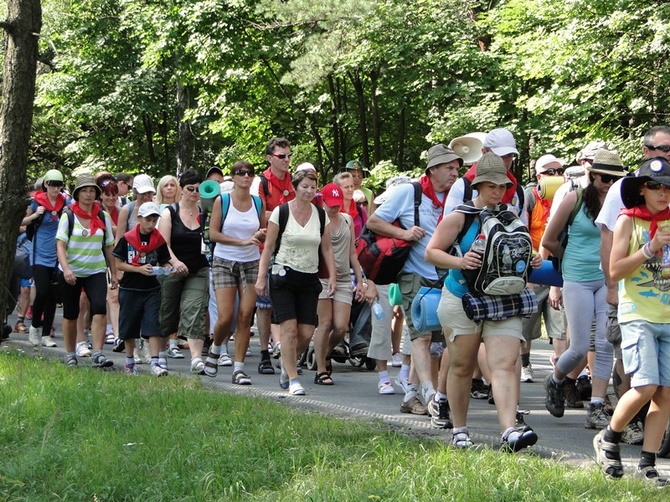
[0,0,42,324]
[175,80,192,176]
[327,75,340,173]
[370,68,381,166]
[351,69,369,168]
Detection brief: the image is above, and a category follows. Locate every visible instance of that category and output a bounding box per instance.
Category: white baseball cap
[137,202,161,218]
[535,154,565,173]
[483,128,519,157]
[132,174,156,194]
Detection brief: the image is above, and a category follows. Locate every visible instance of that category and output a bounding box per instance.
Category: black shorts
[269,266,322,325]
[119,288,163,340]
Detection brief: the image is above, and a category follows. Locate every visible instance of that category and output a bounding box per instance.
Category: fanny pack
[462,288,538,322]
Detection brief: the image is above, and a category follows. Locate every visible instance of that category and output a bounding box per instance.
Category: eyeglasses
[184,185,198,192]
[272,153,292,160]
[644,180,668,190]
[233,169,255,177]
[597,174,618,184]
[645,144,670,153]
[542,168,565,176]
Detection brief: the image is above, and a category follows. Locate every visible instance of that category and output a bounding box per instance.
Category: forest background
[8,0,670,190]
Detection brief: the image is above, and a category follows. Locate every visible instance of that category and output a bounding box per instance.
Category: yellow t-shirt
[618,217,670,324]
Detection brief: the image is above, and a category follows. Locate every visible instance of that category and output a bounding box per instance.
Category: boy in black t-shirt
[113,202,172,376]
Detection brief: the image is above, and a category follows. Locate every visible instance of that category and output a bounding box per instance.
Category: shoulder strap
[126,201,135,227]
[568,188,584,226]
[220,193,231,231]
[65,207,74,238]
[252,195,262,221]
[275,203,290,254]
[260,174,270,198]
[515,182,525,211]
[462,178,473,203]
[317,206,326,236]
[411,181,421,227]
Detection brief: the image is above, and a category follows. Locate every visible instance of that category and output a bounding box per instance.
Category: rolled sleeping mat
[199,180,221,212]
[411,287,442,332]
[538,176,564,200]
[528,259,564,287]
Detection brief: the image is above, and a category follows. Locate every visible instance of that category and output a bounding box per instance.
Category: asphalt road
[3,309,669,475]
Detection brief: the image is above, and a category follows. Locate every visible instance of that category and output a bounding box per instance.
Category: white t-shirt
[213,200,261,262]
[595,178,625,231]
[270,204,328,274]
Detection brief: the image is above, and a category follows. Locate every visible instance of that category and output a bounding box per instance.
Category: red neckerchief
[464,164,519,204]
[620,206,670,240]
[419,175,444,209]
[532,186,552,221]
[34,191,65,213]
[124,225,166,265]
[71,201,105,237]
[263,168,294,204]
[105,204,119,226]
[343,199,358,220]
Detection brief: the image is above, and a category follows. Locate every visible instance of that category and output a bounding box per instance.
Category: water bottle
[471,233,487,255]
[371,300,384,320]
[151,266,174,276]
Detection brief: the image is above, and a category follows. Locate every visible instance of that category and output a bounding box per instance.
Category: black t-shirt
[112,232,171,291]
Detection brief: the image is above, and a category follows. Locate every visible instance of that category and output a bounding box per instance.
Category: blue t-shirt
[372,181,444,280]
[445,217,479,298]
[29,199,70,267]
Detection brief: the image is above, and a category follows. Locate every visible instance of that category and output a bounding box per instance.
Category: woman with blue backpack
[425,152,542,452]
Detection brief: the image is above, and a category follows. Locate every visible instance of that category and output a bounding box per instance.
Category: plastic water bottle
[151,266,174,276]
[371,300,384,320]
[471,233,487,255]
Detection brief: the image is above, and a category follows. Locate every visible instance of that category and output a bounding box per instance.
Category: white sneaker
[28,326,40,346]
[391,353,402,367]
[41,336,57,348]
[378,380,395,395]
[151,364,168,377]
[76,341,92,357]
[521,365,534,383]
[218,353,233,367]
[166,347,185,359]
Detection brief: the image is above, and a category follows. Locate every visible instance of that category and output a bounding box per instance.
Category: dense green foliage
[26,0,670,186]
[1,352,665,501]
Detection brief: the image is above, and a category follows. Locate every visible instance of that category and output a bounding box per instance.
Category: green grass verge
[0,352,664,501]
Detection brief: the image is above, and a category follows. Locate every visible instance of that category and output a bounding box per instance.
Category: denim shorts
[620,320,670,388]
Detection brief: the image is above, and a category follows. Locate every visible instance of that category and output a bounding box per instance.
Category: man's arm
[365,214,425,242]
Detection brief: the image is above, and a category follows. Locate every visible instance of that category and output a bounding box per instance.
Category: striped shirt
[56,211,114,277]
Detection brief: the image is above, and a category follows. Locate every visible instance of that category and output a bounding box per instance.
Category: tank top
[168,203,208,273]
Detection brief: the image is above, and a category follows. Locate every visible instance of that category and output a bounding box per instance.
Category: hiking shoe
[41,336,57,348]
[391,353,402,367]
[400,396,427,416]
[151,364,168,377]
[501,426,538,452]
[635,466,668,486]
[232,370,252,385]
[593,430,623,479]
[543,374,565,418]
[564,380,584,409]
[520,365,534,383]
[66,355,78,367]
[428,398,452,429]
[586,402,610,429]
[470,378,489,399]
[576,375,592,400]
[190,358,205,375]
[217,353,233,367]
[167,347,184,359]
[28,326,40,346]
[378,381,395,395]
[622,420,644,445]
[124,364,139,375]
[394,376,411,394]
[92,354,113,368]
[451,430,474,449]
[76,341,92,357]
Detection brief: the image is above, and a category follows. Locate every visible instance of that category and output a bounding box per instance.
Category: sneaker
[394,376,410,394]
[585,402,610,430]
[378,380,395,395]
[218,353,233,367]
[563,380,585,409]
[516,409,529,427]
[41,336,57,348]
[166,347,185,359]
[470,378,489,399]
[75,341,92,357]
[158,357,168,370]
[190,358,205,375]
[28,326,40,346]
[593,430,623,479]
[451,430,474,449]
[349,343,369,357]
[112,338,125,353]
[501,426,538,452]
[133,347,145,364]
[233,370,252,385]
[520,365,533,383]
[289,382,305,396]
[576,375,592,400]
[635,466,668,486]
[104,333,115,344]
[400,396,428,416]
[150,364,168,377]
[66,355,78,367]
[124,364,139,375]
[92,354,113,368]
[621,420,644,445]
[543,374,565,418]
[391,353,402,367]
[428,398,452,429]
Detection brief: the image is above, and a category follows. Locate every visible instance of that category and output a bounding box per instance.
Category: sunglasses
[542,168,565,176]
[645,144,670,153]
[100,179,116,188]
[597,174,618,183]
[233,169,255,177]
[644,180,668,190]
[184,185,198,192]
[272,153,292,160]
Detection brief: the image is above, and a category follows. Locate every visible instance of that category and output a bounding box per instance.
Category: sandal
[232,370,252,385]
[204,357,218,377]
[289,382,305,396]
[258,358,275,375]
[314,372,334,385]
[451,428,474,449]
